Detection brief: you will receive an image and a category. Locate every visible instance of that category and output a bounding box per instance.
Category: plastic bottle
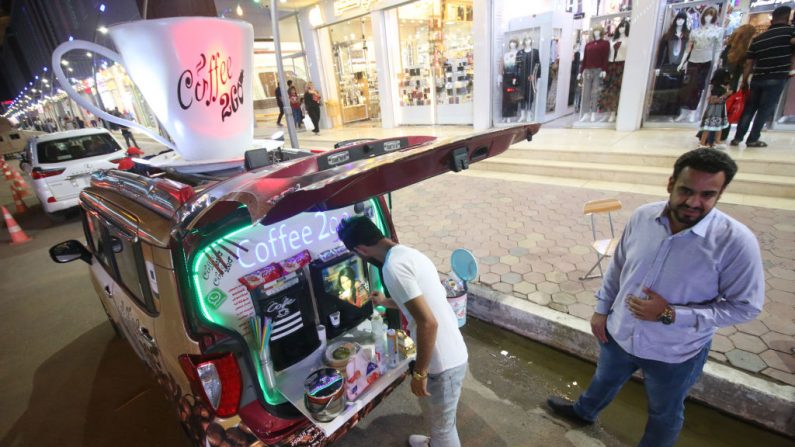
[386,328,399,368]
[371,312,387,373]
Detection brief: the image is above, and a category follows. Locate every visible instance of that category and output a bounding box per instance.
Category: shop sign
[749,0,795,12]
[333,0,372,16]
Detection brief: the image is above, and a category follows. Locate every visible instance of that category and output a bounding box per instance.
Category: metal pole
[271,0,299,148]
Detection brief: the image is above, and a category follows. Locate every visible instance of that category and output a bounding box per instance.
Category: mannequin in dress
[599,19,630,122]
[651,11,689,117]
[518,37,540,121]
[501,39,522,121]
[578,26,610,122]
[676,7,723,122]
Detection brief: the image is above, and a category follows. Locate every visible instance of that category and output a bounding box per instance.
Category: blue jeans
[573,333,710,447]
[419,363,467,447]
[291,107,302,127]
[733,78,788,143]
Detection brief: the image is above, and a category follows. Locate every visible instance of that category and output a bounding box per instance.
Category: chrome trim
[90,170,186,219]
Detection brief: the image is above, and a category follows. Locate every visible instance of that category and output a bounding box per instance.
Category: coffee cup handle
[52,40,176,150]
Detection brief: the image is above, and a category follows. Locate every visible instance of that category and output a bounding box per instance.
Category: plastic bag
[726,89,747,124]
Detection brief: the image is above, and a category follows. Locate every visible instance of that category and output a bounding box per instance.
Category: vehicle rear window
[36,133,121,163]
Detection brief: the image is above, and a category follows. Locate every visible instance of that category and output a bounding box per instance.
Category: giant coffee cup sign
[52,18,254,161]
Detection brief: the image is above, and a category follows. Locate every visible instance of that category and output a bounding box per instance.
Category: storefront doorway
[327,16,381,126]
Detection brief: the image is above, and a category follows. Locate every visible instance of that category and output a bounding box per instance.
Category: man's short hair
[772,5,791,22]
[672,148,738,188]
[337,216,384,251]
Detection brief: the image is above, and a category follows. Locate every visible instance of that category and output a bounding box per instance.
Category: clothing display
[501,46,522,118]
[598,38,628,113]
[678,61,711,110]
[650,30,688,116]
[518,46,540,111]
[687,24,722,63]
[580,39,610,72]
[581,68,604,114]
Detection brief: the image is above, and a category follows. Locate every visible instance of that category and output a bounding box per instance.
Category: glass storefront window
[393,0,474,125]
[328,16,380,124]
[251,15,306,112]
[644,1,728,125]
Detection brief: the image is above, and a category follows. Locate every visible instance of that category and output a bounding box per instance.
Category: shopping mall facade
[5,0,795,134]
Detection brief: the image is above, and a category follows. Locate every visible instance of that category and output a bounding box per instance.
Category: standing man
[547,148,764,447]
[120,124,138,148]
[275,81,289,127]
[337,216,468,447]
[730,5,794,147]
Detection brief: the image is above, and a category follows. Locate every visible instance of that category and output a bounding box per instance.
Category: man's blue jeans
[733,78,788,143]
[573,333,710,447]
[419,363,467,447]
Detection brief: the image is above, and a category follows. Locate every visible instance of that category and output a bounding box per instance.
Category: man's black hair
[672,148,738,188]
[287,80,293,86]
[772,5,791,22]
[337,216,384,251]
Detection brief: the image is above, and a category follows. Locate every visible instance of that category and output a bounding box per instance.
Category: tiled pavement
[387,171,795,387]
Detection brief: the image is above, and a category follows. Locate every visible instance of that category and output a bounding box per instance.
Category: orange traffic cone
[11,169,30,198]
[2,206,31,244]
[2,164,11,181]
[11,189,28,214]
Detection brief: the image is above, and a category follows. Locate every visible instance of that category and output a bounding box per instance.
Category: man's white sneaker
[408,434,430,447]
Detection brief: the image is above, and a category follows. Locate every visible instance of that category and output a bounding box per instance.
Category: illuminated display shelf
[275,319,413,436]
[189,198,390,406]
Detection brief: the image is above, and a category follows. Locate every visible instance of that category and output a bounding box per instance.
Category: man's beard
[669,202,706,228]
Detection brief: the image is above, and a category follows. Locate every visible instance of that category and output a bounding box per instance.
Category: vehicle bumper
[41,195,79,214]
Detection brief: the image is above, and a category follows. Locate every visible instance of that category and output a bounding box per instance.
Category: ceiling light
[98,26,109,34]
[61,60,69,66]
[86,52,93,57]
[99,3,106,12]
[236,4,243,16]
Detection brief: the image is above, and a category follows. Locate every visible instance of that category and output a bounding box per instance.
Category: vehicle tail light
[31,167,66,179]
[154,179,195,204]
[179,353,242,418]
[47,197,56,203]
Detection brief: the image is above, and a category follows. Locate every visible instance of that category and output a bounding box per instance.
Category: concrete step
[473,157,795,199]
[501,147,795,178]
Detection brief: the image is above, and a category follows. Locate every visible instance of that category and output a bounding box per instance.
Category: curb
[464,282,795,438]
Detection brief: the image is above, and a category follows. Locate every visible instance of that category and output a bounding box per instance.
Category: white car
[21,128,127,220]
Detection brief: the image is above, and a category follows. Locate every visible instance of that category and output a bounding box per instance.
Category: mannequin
[578,26,609,122]
[501,39,523,120]
[676,7,723,122]
[651,11,689,117]
[599,19,630,122]
[518,37,540,121]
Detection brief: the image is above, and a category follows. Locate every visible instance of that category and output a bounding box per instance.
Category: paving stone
[717,326,737,336]
[491,263,510,275]
[768,266,795,281]
[760,331,795,353]
[570,245,592,255]
[522,272,546,284]
[509,247,529,257]
[711,334,734,353]
[708,352,727,363]
[501,272,522,285]
[513,282,537,295]
[575,291,597,306]
[518,239,538,248]
[493,282,513,294]
[725,349,767,373]
[736,319,770,337]
[552,292,577,305]
[729,333,768,354]
[537,281,560,294]
[568,303,593,320]
[479,272,500,286]
[560,280,585,294]
[530,261,554,273]
[761,368,795,387]
[526,291,551,306]
[768,277,795,293]
[549,303,568,313]
[767,289,795,304]
[763,317,795,336]
[545,271,568,284]
[759,349,795,373]
[480,256,500,266]
[500,255,520,266]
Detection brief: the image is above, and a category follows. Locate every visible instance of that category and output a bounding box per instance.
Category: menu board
[192,205,358,342]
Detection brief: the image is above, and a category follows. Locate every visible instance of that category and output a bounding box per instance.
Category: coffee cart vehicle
[49,125,539,446]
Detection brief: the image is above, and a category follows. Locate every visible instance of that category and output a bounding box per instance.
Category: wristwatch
[412,370,428,381]
[658,305,675,325]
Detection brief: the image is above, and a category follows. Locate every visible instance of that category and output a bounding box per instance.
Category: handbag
[726,89,747,124]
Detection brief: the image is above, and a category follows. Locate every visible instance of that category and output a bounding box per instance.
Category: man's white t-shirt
[382,245,468,374]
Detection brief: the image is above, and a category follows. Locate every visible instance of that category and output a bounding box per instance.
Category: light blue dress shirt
[596,201,765,363]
